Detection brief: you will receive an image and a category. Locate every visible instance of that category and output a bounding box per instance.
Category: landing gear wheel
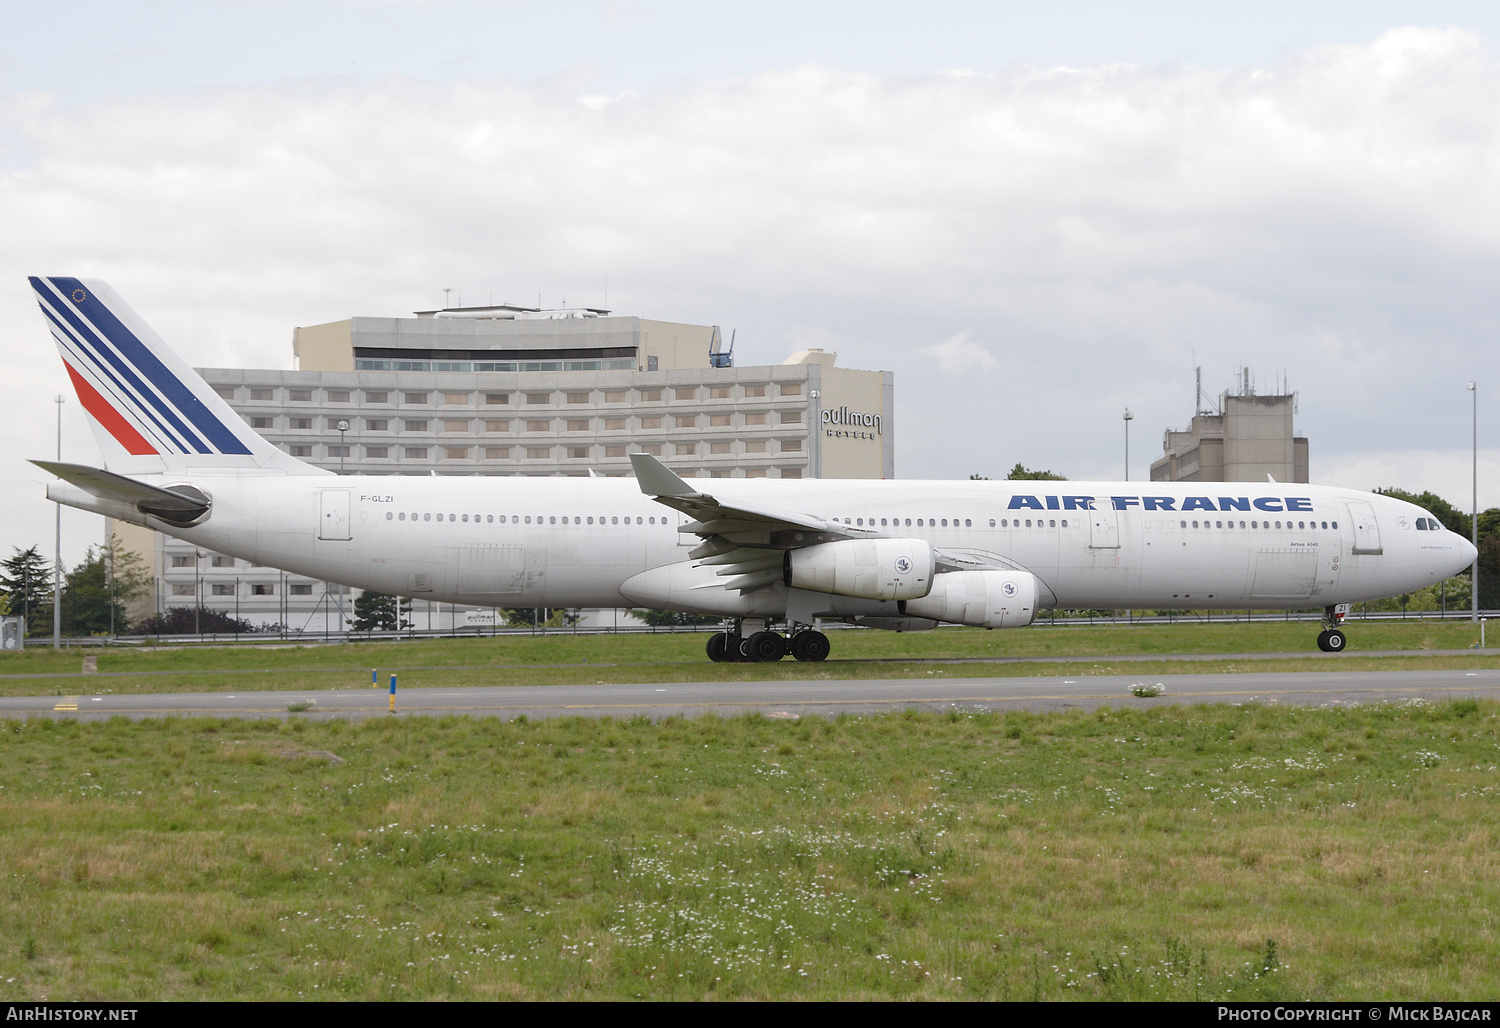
[746,630,787,662]
[791,630,831,662]
[1324,628,1346,652]
[707,632,730,663]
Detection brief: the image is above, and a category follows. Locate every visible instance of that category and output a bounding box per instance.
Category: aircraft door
[1088,502,1120,549]
[1346,500,1383,555]
[319,490,352,541]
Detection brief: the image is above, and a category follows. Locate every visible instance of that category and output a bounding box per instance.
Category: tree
[59,537,152,637]
[0,546,52,637]
[134,607,262,635]
[499,607,579,628]
[1006,463,1067,481]
[350,591,411,632]
[630,608,723,627]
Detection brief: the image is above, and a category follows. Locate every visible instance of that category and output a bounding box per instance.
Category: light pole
[337,420,349,474]
[195,549,204,638]
[1470,382,1479,624]
[1123,408,1134,482]
[53,395,63,649]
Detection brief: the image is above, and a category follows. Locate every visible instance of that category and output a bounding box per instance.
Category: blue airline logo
[1008,495,1316,513]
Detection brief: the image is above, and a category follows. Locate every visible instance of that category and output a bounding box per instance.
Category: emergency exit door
[319,490,352,541]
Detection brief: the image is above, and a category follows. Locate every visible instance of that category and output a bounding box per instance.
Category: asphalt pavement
[5,667,1499,721]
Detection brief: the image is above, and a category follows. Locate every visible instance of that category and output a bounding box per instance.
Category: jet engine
[784,539,935,601]
[901,569,1039,628]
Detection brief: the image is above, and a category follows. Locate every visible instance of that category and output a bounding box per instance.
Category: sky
[4,1,1500,567]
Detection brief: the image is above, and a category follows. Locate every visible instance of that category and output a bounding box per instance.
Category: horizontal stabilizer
[32,460,211,526]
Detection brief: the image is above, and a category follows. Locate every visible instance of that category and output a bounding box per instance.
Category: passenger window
[1025,520,1032,528]
[966,519,973,527]
[1061,520,1067,528]
[1047,519,1054,528]
[385,512,392,520]
[989,519,996,527]
[1179,520,1186,528]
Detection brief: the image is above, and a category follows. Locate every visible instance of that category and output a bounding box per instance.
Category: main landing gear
[707,620,830,663]
[1316,603,1349,653]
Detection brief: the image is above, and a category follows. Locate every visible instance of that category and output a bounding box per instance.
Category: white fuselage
[114,474,1473,618]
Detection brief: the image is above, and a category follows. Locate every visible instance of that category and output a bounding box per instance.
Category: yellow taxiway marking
[53,696,78,711]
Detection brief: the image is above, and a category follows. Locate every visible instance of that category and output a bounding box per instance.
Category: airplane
[27,275,1479,661]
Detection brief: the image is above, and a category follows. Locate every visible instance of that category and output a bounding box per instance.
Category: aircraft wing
[630,453,1013,593]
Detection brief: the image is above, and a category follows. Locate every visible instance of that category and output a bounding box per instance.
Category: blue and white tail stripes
[29,276,323,477]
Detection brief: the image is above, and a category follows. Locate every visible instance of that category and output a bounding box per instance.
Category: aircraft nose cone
[1460,535,1479,569]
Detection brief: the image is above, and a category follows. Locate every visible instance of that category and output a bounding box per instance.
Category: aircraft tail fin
[28,276,328,478]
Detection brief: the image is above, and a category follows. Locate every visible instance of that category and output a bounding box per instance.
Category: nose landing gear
[1316,603,1350,652]
[705,621,830,662]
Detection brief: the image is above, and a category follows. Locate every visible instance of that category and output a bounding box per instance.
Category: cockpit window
[1416,518,1429,530]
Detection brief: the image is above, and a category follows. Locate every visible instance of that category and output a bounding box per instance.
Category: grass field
[2,699,1498,1000]
[0,621,1493,697]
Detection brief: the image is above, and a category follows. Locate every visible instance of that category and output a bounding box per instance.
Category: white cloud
[5,27,1500,561]
[918,331,997,375]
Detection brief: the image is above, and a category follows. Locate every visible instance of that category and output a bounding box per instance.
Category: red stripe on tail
[62,361,158,455]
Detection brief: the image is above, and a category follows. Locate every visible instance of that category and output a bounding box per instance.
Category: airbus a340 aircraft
[28,276,1478,661]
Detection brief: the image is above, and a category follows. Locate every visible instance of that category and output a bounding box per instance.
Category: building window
[444,393,468,405]
[289,445,312,457]
[211,556,233,568]
[745,412,766,426]
[288,583,311,596]
[215,387,235,400]
[674,442,698,455]
[781,468,802,478]
[403,419,429,432]
[443,447,468,460]
[329,445,351,457]
[711,469,730,478]
[641,417,662,429]
[641,389,662,402]
[746,468,767,478]
[404,392,428,404]
[639,444,662,456]
[485,393,509,405]
[404,447,428,459]
[443,420,467,432]
[484,447,510,460]
[710,441,731,454]
[781,439,802,452]
[526,447,550,459]
[211,584,234,596]
[289,389,312,402]
[604,418,626,431]
[745,385,766,398]
[365,446,389,458]
[328,390,351,403]
[780,411,801,424]
[251,388,273,400]
[605,390,626,403]
[484,420,508,432]
[171,555,193,568]
[568,447,590,459]
[527,420,550,432]
[675,416,696,429]
[780,383,801,396]
[710,386,731,399]
[171,584,195,596]
[710,414,731,427]
[527,393,550,405]
[251,417,273,429]
[745,440,766,453]
[251,584,275,596]
[290,417,312,430]
[366,419,388,431]
[675,388,696,401]
[567,392,589,404]
[566,419,589,432]
[605,445,626,457]
[365,391,388,404]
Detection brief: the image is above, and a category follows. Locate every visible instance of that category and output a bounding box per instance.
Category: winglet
[630,452,702,497]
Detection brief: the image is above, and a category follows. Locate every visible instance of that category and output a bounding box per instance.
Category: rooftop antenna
[443,287,453,309]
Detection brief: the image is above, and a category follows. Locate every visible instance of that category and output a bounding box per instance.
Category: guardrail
[7,607,1497,648]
